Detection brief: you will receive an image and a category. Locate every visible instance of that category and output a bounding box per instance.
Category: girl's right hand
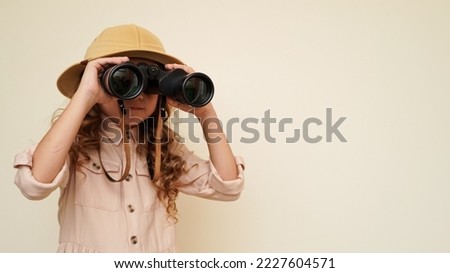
[75,56,130,106]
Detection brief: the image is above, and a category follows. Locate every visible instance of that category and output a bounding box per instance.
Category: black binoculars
[100,62,214,107]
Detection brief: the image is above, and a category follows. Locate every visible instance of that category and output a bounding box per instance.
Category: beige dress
[13,129,245,253]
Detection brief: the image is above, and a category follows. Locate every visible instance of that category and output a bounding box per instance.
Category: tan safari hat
[56,24,184,98]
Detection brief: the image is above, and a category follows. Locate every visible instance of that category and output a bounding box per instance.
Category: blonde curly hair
[56,99,186,221]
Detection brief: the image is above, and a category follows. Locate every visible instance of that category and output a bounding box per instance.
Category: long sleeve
[13,145,70,200]
[174,144,245,201]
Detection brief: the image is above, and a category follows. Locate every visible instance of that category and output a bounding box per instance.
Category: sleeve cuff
[13,145,70,200]
[208,156,245,196]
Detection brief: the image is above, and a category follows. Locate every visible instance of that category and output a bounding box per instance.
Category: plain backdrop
[1,0,450,252]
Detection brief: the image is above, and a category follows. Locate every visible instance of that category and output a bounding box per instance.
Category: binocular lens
[183,75,214,107]
[105,65,143,99]
[101,62,214,107]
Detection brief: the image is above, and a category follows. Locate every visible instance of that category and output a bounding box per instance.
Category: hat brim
[57,50,184,98]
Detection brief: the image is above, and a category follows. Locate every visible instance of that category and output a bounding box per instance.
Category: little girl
[13,24,245,252]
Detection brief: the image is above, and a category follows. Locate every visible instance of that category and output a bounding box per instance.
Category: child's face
[99,58,160,127]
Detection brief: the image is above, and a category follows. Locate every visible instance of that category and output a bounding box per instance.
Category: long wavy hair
[57,98,186,221]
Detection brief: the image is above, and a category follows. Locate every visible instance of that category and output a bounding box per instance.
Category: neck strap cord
[100,99,132,182]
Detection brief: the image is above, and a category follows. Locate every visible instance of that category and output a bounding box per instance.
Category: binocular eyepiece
[100,62,214,107]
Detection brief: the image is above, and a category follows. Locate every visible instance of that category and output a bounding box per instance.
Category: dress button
[130,236,138,244]
[128,204,135,213]
[125,174,133,181]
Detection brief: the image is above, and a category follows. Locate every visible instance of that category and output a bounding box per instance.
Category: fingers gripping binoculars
[100,62,214,107]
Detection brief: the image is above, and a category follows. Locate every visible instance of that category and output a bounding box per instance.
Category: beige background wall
[1,0,449,252]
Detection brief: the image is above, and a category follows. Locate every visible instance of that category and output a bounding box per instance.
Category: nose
[135,92,144,100]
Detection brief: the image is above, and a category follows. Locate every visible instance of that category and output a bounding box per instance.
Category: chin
[125,116,147,127]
